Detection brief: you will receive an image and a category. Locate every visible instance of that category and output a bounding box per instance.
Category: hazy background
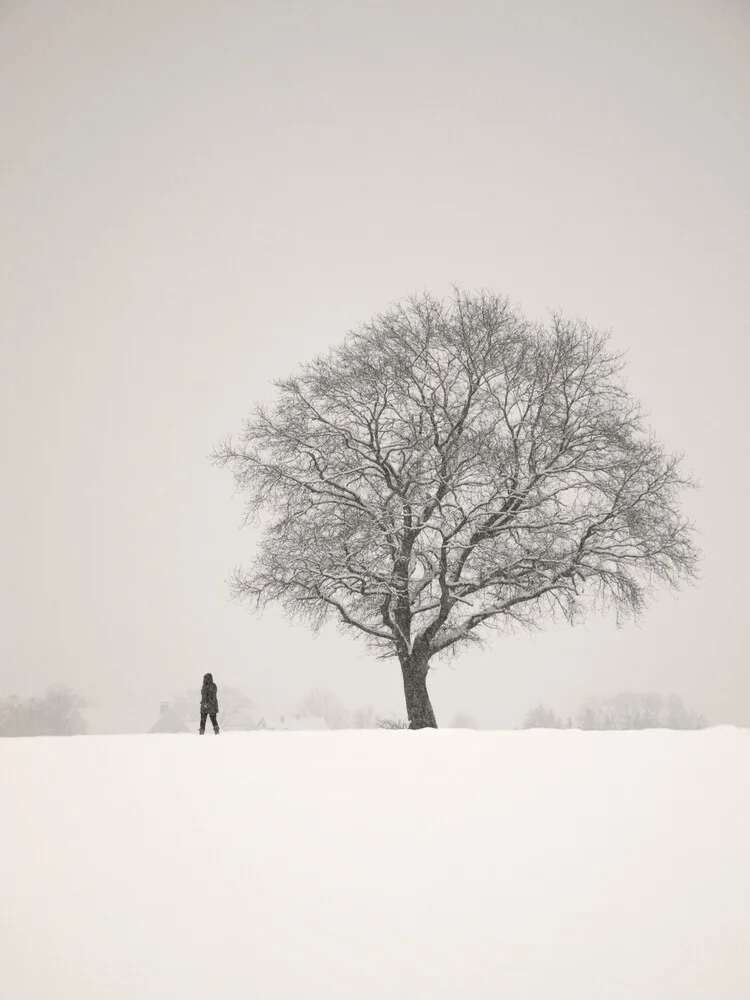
[1,0,747,733]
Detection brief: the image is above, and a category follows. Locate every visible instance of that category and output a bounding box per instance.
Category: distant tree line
[522,692,707,730]
[168,684,419,731]
[298,688,478,730]
[0,684,88,737]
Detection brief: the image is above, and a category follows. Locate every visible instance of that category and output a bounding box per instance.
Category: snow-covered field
[1,728,748,1000]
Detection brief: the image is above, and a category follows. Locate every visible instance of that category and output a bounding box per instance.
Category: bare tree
[214,290,699,728]
[298,687,347,729]
[522,703,567,729]
[349,705,376,729]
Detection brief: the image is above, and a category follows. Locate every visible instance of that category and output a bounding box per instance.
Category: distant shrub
[376,717,410,730]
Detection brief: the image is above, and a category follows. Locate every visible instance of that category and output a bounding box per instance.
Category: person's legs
[210,713,219,734]
[199,710,207,734]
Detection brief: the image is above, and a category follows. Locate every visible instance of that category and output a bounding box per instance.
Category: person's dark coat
[200,673,219,715]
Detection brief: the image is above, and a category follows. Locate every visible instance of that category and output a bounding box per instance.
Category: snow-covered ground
[1,728,748,999]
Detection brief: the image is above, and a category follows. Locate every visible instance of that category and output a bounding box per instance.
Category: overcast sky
[1,0,748,733]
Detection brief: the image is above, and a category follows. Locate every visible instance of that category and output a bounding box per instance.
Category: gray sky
[1,0,748,733]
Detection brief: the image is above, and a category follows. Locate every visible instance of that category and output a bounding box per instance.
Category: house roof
[148,705,190,734]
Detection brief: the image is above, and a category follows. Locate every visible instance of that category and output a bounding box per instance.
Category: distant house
[255,713,327,731]
[148,702,190,734]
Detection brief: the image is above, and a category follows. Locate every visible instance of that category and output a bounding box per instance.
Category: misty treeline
[299,689,405,730]
[169,684,473,731]
[215,289,699,729]
[0,684,88,737]
[297,688,477,730]
[522,692,707,730]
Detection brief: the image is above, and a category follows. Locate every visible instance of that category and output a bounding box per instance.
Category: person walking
[199,673,220,734]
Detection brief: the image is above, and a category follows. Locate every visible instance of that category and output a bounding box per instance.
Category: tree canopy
[215,290,699,727]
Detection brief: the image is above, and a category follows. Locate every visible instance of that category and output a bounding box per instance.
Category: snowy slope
[1,728,748,1000]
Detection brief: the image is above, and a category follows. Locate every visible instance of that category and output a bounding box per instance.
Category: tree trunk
[400,657,437,729]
